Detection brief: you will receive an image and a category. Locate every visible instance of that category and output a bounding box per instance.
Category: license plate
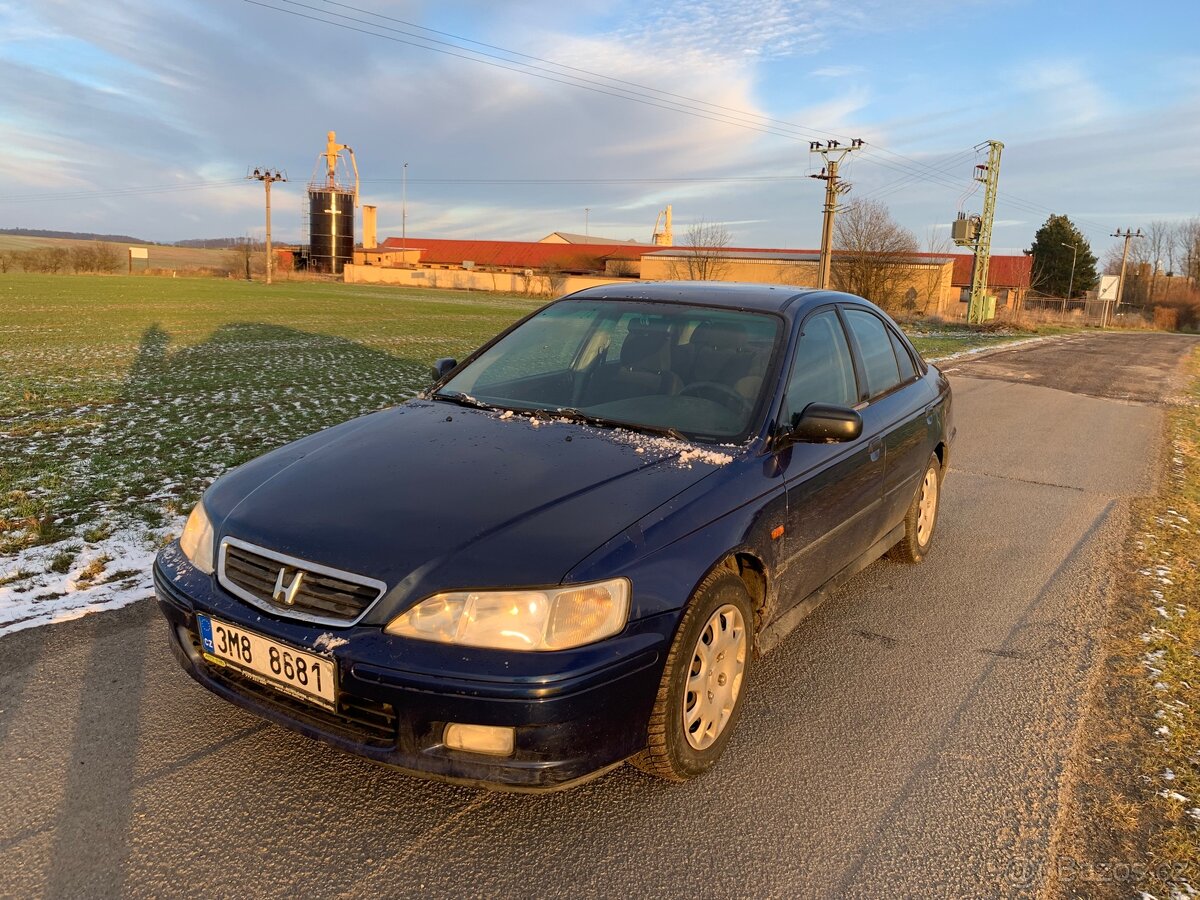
[197,615,337,711]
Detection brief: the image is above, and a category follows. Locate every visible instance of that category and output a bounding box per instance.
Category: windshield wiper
[540,407,689,442]
[432,391,496,411]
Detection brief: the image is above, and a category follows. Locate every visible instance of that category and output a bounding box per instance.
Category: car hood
[207,400,732,619]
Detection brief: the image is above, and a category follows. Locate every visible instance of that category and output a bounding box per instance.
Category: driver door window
[781,310,859,423]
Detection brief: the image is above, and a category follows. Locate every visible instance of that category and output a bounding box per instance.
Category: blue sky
[1,0,1197,258]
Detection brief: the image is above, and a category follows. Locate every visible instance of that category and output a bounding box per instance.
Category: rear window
[889,329,917,382]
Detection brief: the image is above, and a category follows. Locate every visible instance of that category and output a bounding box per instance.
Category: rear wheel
[889,453,941,564]
[631,568,753,781]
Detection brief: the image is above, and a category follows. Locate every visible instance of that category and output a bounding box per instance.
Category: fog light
[444,723,515,756]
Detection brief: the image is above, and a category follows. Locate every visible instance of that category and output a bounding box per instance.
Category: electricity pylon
[952,140,1004,324]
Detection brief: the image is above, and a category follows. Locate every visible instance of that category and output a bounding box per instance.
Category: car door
[776,308,886,608]
[840,307,935,533]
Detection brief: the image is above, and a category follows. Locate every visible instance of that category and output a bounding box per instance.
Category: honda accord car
[153,281,953,790]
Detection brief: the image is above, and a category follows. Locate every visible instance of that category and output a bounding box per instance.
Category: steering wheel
[680,381,751,416]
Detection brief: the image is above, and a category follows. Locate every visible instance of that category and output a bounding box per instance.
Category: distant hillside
[0,227,151,244]
[173,237,255,249]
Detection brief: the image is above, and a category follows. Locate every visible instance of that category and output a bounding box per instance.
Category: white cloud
[811,65,866,78]
[1012,60,1110,126]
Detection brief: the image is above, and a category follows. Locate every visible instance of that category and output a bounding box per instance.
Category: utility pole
[1111,227,1143,309]
[585,207,591,239]
[1061,241,1078,306]
[402,162,408,252]
[809,139,864,289]
[247,167,287,284]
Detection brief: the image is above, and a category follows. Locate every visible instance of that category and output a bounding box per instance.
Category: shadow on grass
[80,320,436,530]
[7,321,440,891]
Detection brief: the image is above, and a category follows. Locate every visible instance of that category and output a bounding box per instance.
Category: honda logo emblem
[272,567,306,606]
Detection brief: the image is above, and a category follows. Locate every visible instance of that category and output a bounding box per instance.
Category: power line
[246,1,1109,233]
[365,175,815,185]
[303,0,1018,202]
[249,1,1007,197]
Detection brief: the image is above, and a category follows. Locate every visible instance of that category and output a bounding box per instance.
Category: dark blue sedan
[154,281,953,789]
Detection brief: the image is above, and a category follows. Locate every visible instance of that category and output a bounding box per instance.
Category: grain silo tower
[306,131,358,274]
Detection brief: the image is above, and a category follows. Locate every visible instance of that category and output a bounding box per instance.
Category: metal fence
[1017,296,1130,326]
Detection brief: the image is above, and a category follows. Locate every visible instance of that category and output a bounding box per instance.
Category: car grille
[220,539,384,625]
[208,663,399,746]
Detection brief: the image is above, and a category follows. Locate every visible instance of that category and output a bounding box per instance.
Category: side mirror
[779,403,863,445]
[430,357,458,381]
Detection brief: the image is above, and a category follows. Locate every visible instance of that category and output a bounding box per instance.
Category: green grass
[0,274,542,553]
[0,274,1062,556]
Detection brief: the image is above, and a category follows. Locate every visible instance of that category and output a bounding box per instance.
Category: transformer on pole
[952,140,1004,324]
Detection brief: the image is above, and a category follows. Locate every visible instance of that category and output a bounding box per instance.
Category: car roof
[563,280,873,320]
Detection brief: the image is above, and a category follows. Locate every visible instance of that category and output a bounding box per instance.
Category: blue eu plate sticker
[198,615,215,654]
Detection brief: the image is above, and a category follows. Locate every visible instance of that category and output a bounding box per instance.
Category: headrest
[691,321,748,352]
[620,327,669,369]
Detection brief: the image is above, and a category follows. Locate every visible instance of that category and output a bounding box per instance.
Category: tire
[631,568,754,782]
[888,453,942,564]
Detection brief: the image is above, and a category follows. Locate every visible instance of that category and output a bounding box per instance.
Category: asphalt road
[2,331,1196,900]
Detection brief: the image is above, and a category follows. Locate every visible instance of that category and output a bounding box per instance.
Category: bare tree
[224,238,264,280]
[831,200,920,309]
[668,219,733,281]
[1143,221,1174,303]
[1175,217,1200,284]
[92,242,121,273]
[920,228,953,314]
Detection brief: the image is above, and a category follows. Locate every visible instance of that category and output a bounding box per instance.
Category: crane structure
[952,140,1004,324]
[320,130,360,205]
[652,205,674,246]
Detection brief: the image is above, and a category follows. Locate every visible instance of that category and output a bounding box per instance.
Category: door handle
[924,404,936,425]
[869,437,883,463]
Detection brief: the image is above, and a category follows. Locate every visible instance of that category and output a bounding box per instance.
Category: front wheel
[631,568,753,781]
[889,453,942,564]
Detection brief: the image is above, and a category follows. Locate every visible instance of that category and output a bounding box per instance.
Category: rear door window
[843,309,901,399]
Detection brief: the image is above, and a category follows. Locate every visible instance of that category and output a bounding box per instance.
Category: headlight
[179,501,215,574]
[385,578,630,651]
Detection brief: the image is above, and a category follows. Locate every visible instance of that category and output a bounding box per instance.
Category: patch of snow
[0,517,181,638]
[926,335,1053,364]
[312,632,349,654]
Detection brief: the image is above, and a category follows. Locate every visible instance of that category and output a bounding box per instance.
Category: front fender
[566,474,786,623]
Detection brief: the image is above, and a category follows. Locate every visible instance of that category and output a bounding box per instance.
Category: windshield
[438,299,782,441]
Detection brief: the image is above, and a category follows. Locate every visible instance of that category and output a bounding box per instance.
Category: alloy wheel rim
[916,467,938,545]
[683,603,747,751]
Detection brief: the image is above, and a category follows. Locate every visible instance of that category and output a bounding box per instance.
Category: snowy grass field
[0,274,541,634]
[0,274,1042,635]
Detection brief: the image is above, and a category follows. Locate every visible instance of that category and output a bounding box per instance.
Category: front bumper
[153,546,669,790]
